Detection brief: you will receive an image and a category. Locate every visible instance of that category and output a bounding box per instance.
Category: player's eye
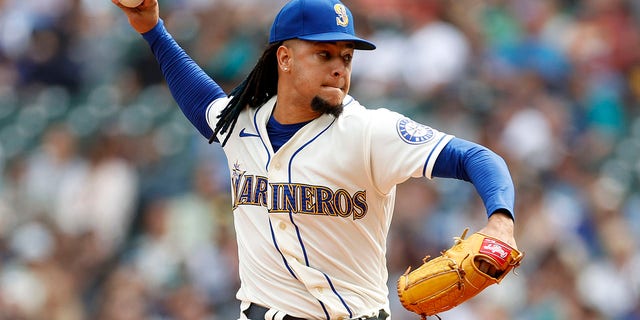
[318,51,330,59]
[343,54,353,63]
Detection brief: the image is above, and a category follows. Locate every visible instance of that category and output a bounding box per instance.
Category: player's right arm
[112,0,227,139]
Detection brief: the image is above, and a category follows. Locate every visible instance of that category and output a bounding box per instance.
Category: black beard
[311,96,344,117]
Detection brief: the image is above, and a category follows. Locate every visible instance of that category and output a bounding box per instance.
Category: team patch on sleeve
[396,118,435,144]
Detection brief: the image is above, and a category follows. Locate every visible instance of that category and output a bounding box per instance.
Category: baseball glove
[397,228,523,319]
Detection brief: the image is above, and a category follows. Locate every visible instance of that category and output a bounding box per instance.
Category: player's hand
[111,0,159,34]
[477,211,517,277]
[478,211,517,249]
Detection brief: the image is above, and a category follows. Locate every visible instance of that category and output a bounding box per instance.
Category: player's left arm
[432,137,516,249]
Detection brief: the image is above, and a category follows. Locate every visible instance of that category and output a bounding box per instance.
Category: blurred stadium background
[0,0,639,319]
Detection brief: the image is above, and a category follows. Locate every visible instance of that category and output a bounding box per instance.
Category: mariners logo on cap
[334,4,349,27]
[397,118,434,144]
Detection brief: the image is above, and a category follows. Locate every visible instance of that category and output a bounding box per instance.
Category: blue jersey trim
[324,273,353,318]
[253,106,272,171]
[205,101,216,141]
[286,118,336,266]
[289,209,309,266]
[268,219,298,279]
[268,115,311,153]
[422,135,449,177]
[285,117,353,316]
[320,302,330,320]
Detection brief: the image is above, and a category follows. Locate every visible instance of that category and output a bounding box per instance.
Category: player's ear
[276,44,292,72]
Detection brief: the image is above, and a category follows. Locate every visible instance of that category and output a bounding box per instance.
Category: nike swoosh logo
[239,128,260,138]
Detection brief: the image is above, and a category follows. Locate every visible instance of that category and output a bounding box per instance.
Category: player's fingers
[111,0,134,12]
[477,260,488,273]
[111,0,155,11]
[111,0,159,33]
[476,259,498,277]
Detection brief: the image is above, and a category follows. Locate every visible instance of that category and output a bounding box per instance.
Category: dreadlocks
[209,42,282,146]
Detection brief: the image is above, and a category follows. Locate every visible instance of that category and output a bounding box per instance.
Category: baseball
[119,0,143,8]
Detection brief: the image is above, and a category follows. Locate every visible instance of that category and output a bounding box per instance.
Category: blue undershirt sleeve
[432,137,515,219]
[141,19,227,139]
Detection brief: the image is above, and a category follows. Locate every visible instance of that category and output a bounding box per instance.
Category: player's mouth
[321,84,345,93]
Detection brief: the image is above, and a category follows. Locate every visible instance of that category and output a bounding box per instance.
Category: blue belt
[243,303,389,320]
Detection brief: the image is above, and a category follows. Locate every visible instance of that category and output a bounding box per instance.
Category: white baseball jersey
[206,95,453,319]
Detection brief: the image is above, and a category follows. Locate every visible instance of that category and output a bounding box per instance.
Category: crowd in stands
[0,0,639,319]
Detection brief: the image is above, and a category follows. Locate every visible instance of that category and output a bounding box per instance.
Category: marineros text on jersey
[232,162,368,220]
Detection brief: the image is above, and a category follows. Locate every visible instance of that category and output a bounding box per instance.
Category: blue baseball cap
[269,0,376,50]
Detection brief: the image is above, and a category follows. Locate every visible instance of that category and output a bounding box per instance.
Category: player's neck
[272,97,321,124]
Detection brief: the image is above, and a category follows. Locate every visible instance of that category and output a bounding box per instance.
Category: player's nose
[331,63,349,78]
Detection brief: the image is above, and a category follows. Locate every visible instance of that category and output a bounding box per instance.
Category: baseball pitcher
[112,0,522,319]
